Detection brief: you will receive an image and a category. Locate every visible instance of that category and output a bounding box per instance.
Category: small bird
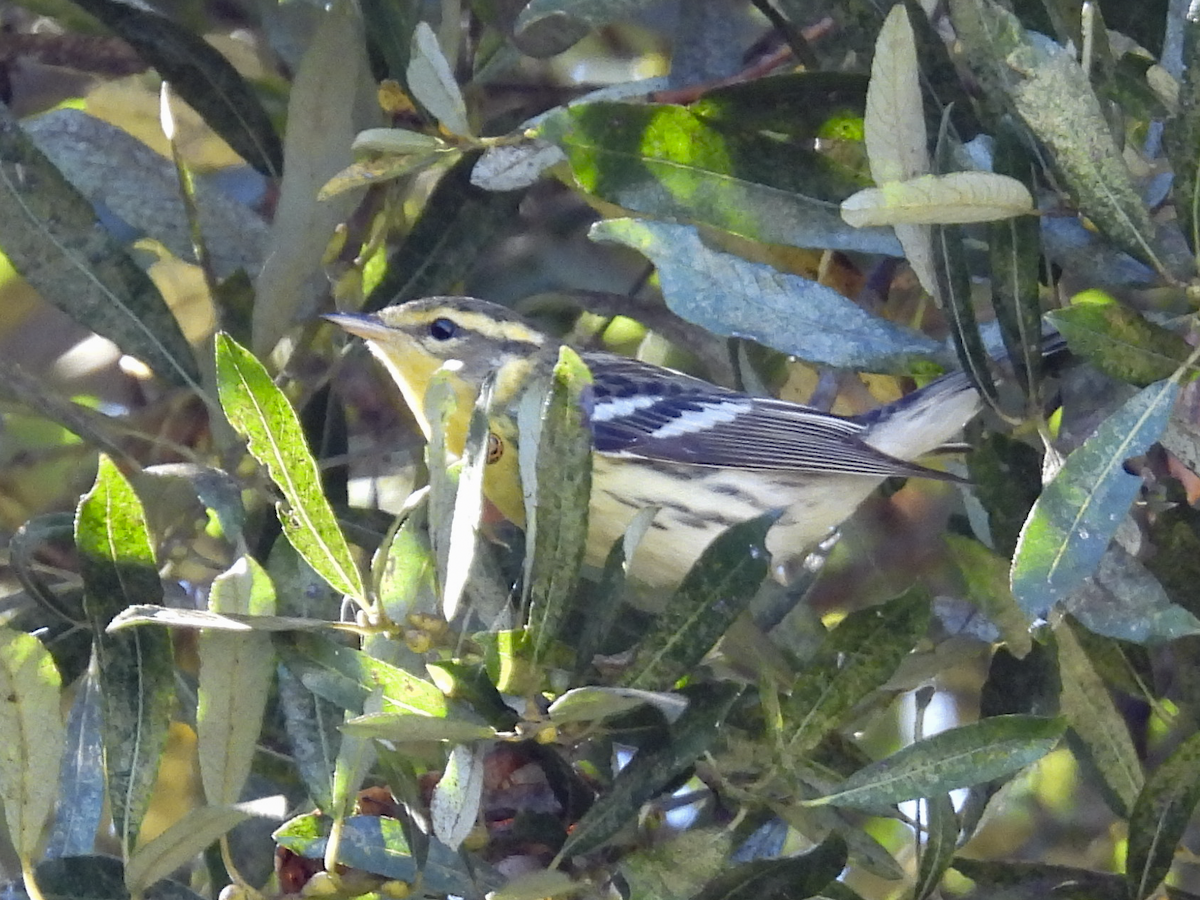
[328,296,983,595]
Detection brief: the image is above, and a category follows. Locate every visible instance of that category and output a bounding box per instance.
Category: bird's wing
[584,354,959,480]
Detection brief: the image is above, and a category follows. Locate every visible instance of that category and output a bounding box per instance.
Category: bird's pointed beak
[324,311,389,341]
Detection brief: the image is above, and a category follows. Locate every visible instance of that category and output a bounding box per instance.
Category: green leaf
[1165,11,1200,253]
[124,805,249,896]
[430,744,485,851]
[1126,730,1200,900]
[273,813,504,895]
[537,102,899,254]
[945,535,1032,657]
[520,346,594,658]
[1064,545,1200,644]
[276,631,450,718]
[590,218,943,371]
[277,664,341,812]
[620,827,735,900]
[623,512,777,691]
[46,669,104,858]
[805,715,1065,811]
[0,105,200,389]
[64,0,280,177]
[1054,617,1143,817]
[1047,293,1195,387]
[77,457,174,854]
[560,683,742,858]
[913,795,959,900]
[947,0,1189,279]
[197,557,276,807]
[690,833,848,900]
[548,686,687,726]
[0,627,65,859]
[252,0,375,355]
[341,712,496,743]
[951,858,1126,898]
[215,332,366,604]
[989,120,1045,399]
[407,22,471,136]
[781,589,930,756]
[1011,378,1178,615]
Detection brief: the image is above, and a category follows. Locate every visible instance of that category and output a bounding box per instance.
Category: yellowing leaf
[841,172,1035,226]
[865,4,927,184]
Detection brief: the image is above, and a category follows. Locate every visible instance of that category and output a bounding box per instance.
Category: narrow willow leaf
[407,22,471,136]
[77,456,174,855]
[124,805,249,895]
[573,505,658,672]
[65,0,280,176]
[319,150,453,200]
[560,683,742,859]
[1065,545,1200,644]
[1126,731,1200,900]
[276,632,449,718]
[342,712,496,744]
[490,869,580,900]
[782,589,930,756]
[1011,379,1177,615]
[471,139,566,191]
[937,215,999,405]
[690,833,847,900]
[623,512,777,691]
[277,664,340,812]
[548,687,687,726]
[951,857,1126,898]
[0,105,199,388]
[536,103,901,255]
[198,557,276,807]
[352,128,446,155]
[521,347,594,658]
[215,333,365,604]
[253,0,374,355]
[431,744,485,851]
[274,813,504,894]
[842,173,1034,226]
[0,627,66,858]
[948,0,1188,278]
[107,605,352,633]
[1164,10,1200,252]
[590,219,942,371]
[46,666,104,859]
[806,715,1065,811]
[945,535,1032,657]
[1055,618,1143,816]
[443,387,493,622]
[913,795,959,900]
[864,4,927,184]
[989,121,1044,398]
[330,691,380,841]
[1047,293,1195,386]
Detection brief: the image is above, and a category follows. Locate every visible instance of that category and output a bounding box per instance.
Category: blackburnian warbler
[328,296,984,593]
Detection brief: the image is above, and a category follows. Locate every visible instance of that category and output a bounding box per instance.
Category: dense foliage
[2,1,1200,899]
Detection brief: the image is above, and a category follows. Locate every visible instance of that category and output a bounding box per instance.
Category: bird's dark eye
[429,317,457,341]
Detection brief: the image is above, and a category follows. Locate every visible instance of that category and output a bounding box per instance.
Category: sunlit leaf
[806,715,1065,811]
[215,333,366,604]
[431,744,485,851]
[1011,379,1178,615]
[124,805,249,896]
[842,173,1034,226]
[407,22,471,136]
[623,512,777,691]
[0,627,65,859]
